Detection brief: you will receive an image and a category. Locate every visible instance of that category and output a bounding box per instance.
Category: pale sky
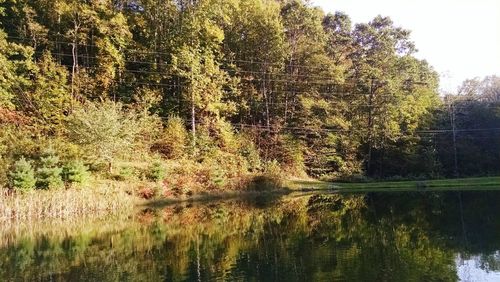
[312,0,500,93]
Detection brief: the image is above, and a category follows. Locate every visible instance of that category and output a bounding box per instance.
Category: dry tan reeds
[0,183,134,223]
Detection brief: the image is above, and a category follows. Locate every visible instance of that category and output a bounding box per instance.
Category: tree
[0,28,34,110]
[170,0,239,149]
[20,51,72,132]
[223,0,287,127]
[433,77,500,177]
[65,101,141,171]
[154,115,189,159]
[36,150,64,189]
[0,29,17,109]
[8,157,36,192]
[347,15,439,177]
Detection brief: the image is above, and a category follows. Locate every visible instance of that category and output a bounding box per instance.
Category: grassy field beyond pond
[289,176,500,192]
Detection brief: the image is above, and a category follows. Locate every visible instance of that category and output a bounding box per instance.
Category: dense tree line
[0,0,499,185]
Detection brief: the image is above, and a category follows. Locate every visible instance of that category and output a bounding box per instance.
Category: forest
[1,0,499,205]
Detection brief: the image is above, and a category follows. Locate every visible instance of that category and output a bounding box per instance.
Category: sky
[311,0,500,93]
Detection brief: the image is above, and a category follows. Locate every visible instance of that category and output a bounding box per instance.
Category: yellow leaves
[101,13,132,48]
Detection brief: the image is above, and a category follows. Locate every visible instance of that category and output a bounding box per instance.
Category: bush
[244,160,285,191]
[153,115,188,159]
[192,126,217,159]
[147,161,166,182]
[137,186,157,199]
[0,126,85,187]
[213,119,239,152]
[237,132,261,172]
[162,160,215,196]
[8,157,36,192]
[62,160,90,185]
[0,156,10,187]
[116,166,136,181]
[247,175,282,191]
[36,152,64,189]
[65,101,144,169]
[277,134,305,175]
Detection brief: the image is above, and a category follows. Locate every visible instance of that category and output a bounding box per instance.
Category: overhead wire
[9,36,500,141]
[10,36,427,85]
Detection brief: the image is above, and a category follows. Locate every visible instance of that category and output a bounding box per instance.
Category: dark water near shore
[2,190,500,281]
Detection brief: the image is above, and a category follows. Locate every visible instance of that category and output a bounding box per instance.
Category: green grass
[289,176,500,192]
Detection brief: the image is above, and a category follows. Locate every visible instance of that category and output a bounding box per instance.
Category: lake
[1,190,500,281]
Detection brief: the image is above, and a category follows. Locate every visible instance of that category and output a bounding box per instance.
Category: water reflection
[2,191,500,281]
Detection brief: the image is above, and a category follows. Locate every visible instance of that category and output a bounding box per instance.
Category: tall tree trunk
[449,101,459,177]
[366,78,375,175]
[71,42,77,103]
[263,69,270,129]
[191,90,196,149]
[71,19,80,105]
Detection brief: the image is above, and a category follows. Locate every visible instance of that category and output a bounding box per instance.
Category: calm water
[2,190,500,281]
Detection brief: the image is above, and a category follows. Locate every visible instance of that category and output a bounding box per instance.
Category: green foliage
[278,134,305,175]
[0,0,496,188]
[212,119,239,152]
[263,160,283,179]
[0,28,36,110]
[36,151,64,190]
[0,29,15,109]
[247,160,284,191]
[62,160,90,185]
[65,101,142,165]
[0,125,40,163]
[237,132,261,172]
[0,157,9,186]
[262,133,305,176]
[147,162,166,182]
[116,166,136,181]
[20,51,72,132]
[154,116,188,159]
[0,125,86,189]
[192,126,218,159]
[8,157,36,192]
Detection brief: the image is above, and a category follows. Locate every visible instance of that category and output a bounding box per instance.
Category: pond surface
[2,190,500,281]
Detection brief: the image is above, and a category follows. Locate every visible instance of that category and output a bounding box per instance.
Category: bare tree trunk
[366,78,375,175]
[284,53,294,125]
[71,18,80,106]
[449,100,459,177]
[284,92,288,124]
[263,69,270,129]
[191,90,196,149]
[71,41,77,103]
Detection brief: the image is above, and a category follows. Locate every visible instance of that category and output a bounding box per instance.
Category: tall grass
[0,183,134,222]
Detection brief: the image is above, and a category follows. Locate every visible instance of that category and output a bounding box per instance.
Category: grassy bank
[4,174,500,223]
[0,166,286,222]
[290,176,500,192]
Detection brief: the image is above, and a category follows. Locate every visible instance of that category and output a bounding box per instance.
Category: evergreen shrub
[8,157,36,192]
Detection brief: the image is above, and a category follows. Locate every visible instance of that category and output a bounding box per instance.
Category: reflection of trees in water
[306,193,457,281]
[2,191,500,281]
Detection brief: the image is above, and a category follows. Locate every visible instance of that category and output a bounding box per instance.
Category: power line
[31,49,349,81]
[9,36,331,69]
[47,62,422,100]
[10,35,337,71]
[38,53,349,85]
[11,36,430,84]
[182,119,500,136]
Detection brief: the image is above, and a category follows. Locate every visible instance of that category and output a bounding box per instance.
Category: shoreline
[3,176,500,223]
